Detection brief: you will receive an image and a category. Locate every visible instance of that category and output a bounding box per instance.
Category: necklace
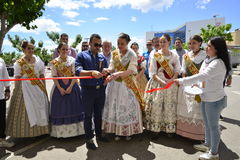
[60,56,67,62]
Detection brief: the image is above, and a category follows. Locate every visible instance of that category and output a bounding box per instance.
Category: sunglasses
[94,43,102,47]
[82,45,89,47]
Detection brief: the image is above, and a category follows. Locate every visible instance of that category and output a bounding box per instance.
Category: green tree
[200,24,233,43]
[46,31,82,49]
[171,43,189,50]
[46,31,60,44]
[0,0,49,52]
[7,34,52,65]
[0,51,21,65]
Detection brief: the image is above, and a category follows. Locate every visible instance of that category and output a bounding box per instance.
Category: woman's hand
[102,68,110,76]
[58,87,66,96]
[135,74,141,81]
[65,86,73,94]
[174,79,180,86]
[106,72,120,82]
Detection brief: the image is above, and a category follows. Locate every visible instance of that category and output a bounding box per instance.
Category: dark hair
[130,42,139,49]
[209,37,231,77]
[21,41,32,49]
[89,34,101,43]
[60,33,68,38]
[161,33,171,42]
[82,41,88,44]
[175,37,183,43]
[57,42,68,50]
[152,37,159,41]
[189,35,203,46]
[118,33,131,43]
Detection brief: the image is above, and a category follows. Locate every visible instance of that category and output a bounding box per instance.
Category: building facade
[146,17,225,47]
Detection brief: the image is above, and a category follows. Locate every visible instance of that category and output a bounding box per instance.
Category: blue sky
[2,0,240,53]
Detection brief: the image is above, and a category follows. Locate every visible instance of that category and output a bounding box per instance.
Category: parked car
[7,65,14,77]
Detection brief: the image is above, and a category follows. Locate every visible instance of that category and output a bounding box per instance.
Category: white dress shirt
[179,56,226,102]
[0,58,10,100]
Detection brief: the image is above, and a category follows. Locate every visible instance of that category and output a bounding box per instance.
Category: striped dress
[6,57,49,138]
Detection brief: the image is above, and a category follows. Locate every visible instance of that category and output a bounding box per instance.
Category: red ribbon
[0,77,175,93]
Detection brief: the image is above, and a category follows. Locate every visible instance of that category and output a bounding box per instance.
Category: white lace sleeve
[128,54,137,74]
[14,61,21,77]
[39,60,45,76]
[108,55,115,70]
[149,57,157,78]
[51,63,58,77]
[141,60,146,69]
[181,54,187,74]
[173,53,181,73]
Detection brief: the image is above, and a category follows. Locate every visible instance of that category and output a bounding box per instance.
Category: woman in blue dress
[50,42,85,138]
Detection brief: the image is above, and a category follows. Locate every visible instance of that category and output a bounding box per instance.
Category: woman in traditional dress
[102,33,144,141]
[50,42,85,138]
[6,41,49,138]
[175,37,230,160]
[144,34,181,138]
[176,35,207,140]
[130,42,147,100]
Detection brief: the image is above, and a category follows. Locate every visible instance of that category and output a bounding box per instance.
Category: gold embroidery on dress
[112,49,145,111]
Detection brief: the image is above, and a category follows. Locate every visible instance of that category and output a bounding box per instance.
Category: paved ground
[0,66,240,160]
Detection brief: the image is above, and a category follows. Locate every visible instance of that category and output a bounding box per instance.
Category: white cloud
[94,17,110,22]
[66,20,86,26]
[46,0,90,10]
[131,16,137,22]
[10,18,61,34]
[195,0,211,9]
[43,40,57,51]
[93,0,174,13]
[62,10,79,18]
[3,39,11,46]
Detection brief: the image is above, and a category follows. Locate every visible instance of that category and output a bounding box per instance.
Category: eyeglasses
[94,43,102,47]
[82,45,89,47]
[147,44,152,46]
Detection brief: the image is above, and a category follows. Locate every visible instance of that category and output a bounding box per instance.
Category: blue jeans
[201,96,227,154]
[81,87,106,141]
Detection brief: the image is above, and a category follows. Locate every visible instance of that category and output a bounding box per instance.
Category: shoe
[114,136,120,141]
[220,115,224,120]
[151,134,159,140]
[0,140,15,148]
[194,144,209,152]
[199,152,219,160]
[125,136,132,141]
[167,133,174,138]
[96,136,109,142]
[86,140,97,150]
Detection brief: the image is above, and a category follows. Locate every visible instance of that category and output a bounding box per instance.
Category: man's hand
[92,71,103,79]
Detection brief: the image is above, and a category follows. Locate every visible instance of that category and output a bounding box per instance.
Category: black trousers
[81,87,106,141]
[0,99,6,139]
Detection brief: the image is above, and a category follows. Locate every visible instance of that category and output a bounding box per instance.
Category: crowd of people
[0,32,232,160]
